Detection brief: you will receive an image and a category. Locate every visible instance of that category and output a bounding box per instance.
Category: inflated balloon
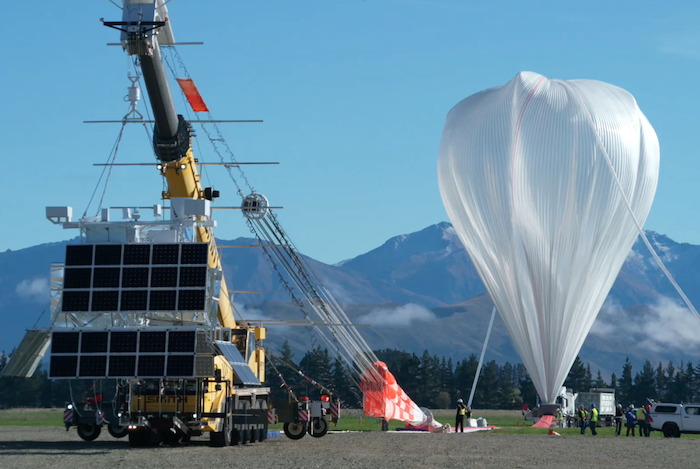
[437,72,659,403]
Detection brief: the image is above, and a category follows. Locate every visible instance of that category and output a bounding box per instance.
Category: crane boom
[107,0,237,331]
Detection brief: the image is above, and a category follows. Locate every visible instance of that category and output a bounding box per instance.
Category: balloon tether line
[564,83,700,322]
[468,306,497,408]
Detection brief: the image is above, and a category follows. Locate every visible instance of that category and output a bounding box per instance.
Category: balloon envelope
[437,72,659,402]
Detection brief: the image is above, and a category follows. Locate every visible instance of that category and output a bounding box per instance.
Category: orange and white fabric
[360,361,424,423]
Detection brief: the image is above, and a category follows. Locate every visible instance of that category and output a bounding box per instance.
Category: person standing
[578,405,588,435]
[636,404,647,437]
[588,404,598,436]
[625,404,637,437]
[614,404,624,436]
[644,405,652,437]
[556,408,564,428]
[455,398,467,433]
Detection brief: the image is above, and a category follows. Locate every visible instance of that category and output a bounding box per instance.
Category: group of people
[455,398,473,432]
[615,404,653,437]
[577,403,652,436]
[577,404,600,435]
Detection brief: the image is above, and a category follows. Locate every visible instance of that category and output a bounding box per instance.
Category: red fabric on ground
[531,415,554,428]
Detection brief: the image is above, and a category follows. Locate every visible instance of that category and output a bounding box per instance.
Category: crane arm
[107,0,238,331]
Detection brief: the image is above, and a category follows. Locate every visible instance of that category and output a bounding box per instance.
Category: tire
[211,399,232,447]
[309,417,329,438]
[249,428,260,443]
[107,423,129,439]
[284,422,307,440]
[662,423,680,438]
[259,399,268,442]
[77,424,101,441]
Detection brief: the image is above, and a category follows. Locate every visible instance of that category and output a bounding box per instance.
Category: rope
[265,353,298,402]
[83,119,128,217]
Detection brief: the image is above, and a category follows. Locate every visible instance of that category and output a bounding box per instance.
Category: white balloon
[438,72,659,402]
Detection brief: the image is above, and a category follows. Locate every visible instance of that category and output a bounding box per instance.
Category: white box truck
[575,388,616,426]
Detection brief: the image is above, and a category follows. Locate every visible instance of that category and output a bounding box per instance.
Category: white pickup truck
[648,403,700,437]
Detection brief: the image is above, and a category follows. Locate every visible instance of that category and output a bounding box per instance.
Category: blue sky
[2,0,699,264]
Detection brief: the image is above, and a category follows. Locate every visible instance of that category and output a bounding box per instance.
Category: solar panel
[108,355,136,377]
[95,245,122,265]
[149,290,176,311]
[178,289,206,311]
[179,266,207,287]
[91,291,119,311]
[110,331,138,353]
[124,244,150,265]
[215,342,260,385]
[62,291,90,312]
[122,267,149,288]
[79,356,107,377]
[151,267,178,287]
[120,290,148,311]
[63,268,92,289]
[138,355,165,377]
[65,245,93,266]
[181,243,208,264]
[52,332,80,353]
[80,332,108,353]
[49,356,78,378]
[168,331,196,352]
[152,244,179,265]
[166,355,195,377]
[139,331,166,352]
[93,268,120,288]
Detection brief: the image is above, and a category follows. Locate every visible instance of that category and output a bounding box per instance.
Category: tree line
[1,345,699,409]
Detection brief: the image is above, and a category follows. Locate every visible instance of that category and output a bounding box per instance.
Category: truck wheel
[662,423,680,438]
[283,422,306,440]
[309,417,329,438]
[259,399,268,442]
[77,424,101,441]
[107,423,129,439]
[211,416,232,447]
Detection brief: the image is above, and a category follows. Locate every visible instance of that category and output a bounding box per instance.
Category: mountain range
[2,222,700,379]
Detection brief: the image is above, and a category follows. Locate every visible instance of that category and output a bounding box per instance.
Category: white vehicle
[648,403,700,438]
[576,389,616,426]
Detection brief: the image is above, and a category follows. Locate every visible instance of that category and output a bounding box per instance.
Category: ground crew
[615,404,624,436]
[577,405,588,434]
[556,408,564,428]
[588,404,598,436]
[625,404,637,436]
[637,404,647,437]
[456,398,467,433]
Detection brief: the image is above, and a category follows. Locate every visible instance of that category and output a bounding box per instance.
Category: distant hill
[2,223,700,379]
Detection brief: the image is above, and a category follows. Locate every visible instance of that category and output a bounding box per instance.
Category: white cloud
[16,278,49,302]
[357,303,436,328]
[592,296,700,352]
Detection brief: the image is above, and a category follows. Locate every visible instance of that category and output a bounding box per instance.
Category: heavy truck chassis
[65,378,272,447]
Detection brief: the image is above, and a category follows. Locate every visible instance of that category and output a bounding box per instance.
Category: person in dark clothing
[625,405,637,436]
[577,405,588,435]
[455,398,467,433]
[615,404,624,436]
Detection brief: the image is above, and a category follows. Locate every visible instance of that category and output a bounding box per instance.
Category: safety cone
[548,429,561,436]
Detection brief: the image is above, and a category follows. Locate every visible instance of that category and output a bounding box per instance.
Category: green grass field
[0,408,65,427]
[4,408,697,438]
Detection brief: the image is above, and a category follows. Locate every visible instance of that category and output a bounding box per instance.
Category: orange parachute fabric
[360,361,423,422]
[176,78,209,112]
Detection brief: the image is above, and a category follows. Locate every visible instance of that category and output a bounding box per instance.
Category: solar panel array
[61,244,209,313]
[49,329,213,379]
